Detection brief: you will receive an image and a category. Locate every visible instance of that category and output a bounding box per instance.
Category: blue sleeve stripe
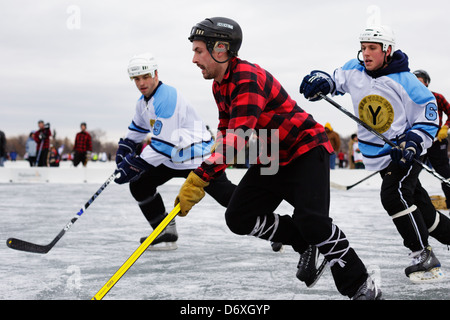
[128,120,150,134]
[358,139,392,159]
[342,59,364,71]
[387,72,436,105]
[153,84,177,119]
[411,123,439,140]
[150,138,214,162]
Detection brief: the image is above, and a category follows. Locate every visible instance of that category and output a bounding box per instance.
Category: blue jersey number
[425,103,438,121]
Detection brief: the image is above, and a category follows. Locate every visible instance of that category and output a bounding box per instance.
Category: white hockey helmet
[127,53,158,79]
[359,25,395,56]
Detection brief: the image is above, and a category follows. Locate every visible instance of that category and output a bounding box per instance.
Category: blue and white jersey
[125,82,214,170]
[332,56,439,171]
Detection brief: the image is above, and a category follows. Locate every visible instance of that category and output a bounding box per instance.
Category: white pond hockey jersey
[125,82,214,170]
[332,58,439,171]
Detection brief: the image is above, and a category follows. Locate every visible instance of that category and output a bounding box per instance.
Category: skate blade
[408,267,445,283]
[306,259,328,288]
[147,242,178,251]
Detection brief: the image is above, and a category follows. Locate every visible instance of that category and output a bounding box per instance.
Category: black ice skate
[405,246,444,283]
[296,245,327,287]
[351,276,382,300]
[140,219,178,251]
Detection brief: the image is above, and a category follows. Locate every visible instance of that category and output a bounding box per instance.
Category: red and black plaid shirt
[33,128,52,151]
[194,57,333,181]
[74,131,92,153]
[433,92,450,129]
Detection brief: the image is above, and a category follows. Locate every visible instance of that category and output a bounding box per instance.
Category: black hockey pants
[380,158,450,252]
[225,146,368,297]
[129,164,236,228]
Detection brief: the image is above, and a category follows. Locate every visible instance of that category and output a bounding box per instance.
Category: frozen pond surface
[1,163,450,302]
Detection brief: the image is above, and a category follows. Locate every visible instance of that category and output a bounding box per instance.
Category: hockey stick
[319,94,450,187]
[6,172,117,254]
[330,171,379,191]
[92,204,180,300]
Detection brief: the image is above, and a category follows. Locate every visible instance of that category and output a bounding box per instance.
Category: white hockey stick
[330,171,379,191]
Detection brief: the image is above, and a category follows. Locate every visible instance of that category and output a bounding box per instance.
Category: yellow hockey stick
[92,204,180,300]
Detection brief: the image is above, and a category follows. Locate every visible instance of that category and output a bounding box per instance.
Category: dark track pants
[225,146,368,297]
[381,158,450,251]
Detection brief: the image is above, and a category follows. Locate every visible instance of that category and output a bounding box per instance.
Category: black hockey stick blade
[7,226,67,254]
[7,237,56,254]
[6,172,117,254]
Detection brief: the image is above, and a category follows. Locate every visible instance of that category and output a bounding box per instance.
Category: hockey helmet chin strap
[209,41,233,64]
[357,46,393,69]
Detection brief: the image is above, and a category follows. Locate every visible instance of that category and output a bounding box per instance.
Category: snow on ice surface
[1,161,450,300]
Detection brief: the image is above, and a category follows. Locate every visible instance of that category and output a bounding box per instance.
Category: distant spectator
[49,145,60,167]
[9,150,17,161]
[324,122,341,169]
[73,122,92,167]
[25,132,37,166]
[33,120,51,167]
[352,136,365,169]
[0,130,6,167]
[338,150,345,168]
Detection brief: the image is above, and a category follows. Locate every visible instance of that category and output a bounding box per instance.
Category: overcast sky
[1,0,450,144]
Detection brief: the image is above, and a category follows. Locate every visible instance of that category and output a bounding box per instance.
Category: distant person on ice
[324,122,341,169]
[300,25,450,283]
[176,16,380,299]
[73,122,92,167]
[0,130,6,167]
[33,120,51,167]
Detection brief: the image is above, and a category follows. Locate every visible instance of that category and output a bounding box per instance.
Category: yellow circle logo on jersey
[358,95,394,134]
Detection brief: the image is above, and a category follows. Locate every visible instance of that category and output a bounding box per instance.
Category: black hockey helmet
[189,17,242,59]
[413,69,431,86]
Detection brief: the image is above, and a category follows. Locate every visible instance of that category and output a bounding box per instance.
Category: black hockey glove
[115,138,138,165]
[390,131,423,168]
[300,70,335,101]
[114,154,151,184]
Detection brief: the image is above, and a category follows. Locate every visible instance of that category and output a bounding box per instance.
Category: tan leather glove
[175,171,209,216]
[437,125,449,141]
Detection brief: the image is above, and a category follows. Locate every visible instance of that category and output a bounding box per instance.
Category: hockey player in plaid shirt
[175,17,381,299]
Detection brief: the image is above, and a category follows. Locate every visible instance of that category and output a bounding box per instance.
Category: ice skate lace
[408,247,432,266]
[408,250,423,266]
[316,224,349,268]
[298,246,313,267]
[249,214,279,241]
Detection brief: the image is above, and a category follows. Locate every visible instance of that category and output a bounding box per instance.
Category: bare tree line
[4,129,118,160]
